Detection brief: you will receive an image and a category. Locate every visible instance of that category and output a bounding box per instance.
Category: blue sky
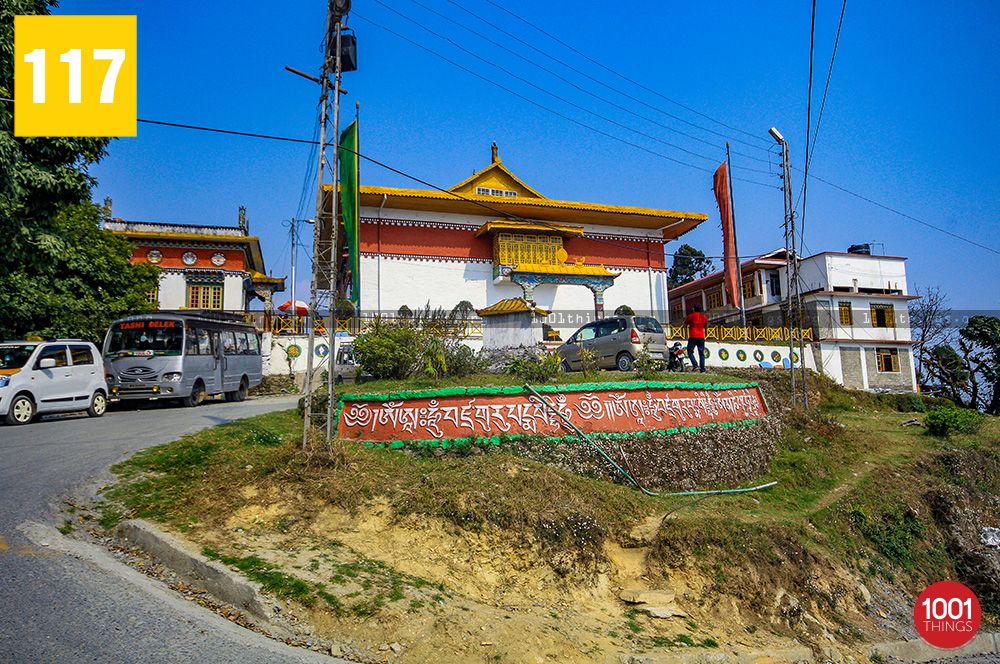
[58,0,1000,309]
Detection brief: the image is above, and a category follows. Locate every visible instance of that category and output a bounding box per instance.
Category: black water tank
[847,243,871,255]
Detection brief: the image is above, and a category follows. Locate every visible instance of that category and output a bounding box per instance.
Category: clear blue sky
[58,0,1000,309]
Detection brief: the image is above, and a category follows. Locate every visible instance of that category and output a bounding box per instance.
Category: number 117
[23,48,126,104]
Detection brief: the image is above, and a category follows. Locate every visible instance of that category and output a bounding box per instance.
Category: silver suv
[0,340,109,425]
[556,315,667,372]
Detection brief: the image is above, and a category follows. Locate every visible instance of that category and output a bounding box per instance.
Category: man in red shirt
[684,304,708,373]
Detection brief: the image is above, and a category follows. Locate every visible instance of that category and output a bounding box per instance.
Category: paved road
[0,396,340,663]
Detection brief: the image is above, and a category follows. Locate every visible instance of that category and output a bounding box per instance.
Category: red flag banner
[713,161,739,309]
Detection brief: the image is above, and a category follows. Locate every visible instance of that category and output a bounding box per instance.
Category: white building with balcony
[668,248,918,392]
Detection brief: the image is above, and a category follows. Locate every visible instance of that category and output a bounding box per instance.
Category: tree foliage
[667,244,714,289]
[0,204,159,342]
[0,1,159,342]
[910,287,1000,414]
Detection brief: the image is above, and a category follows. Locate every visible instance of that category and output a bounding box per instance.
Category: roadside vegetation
[96,370,999,660]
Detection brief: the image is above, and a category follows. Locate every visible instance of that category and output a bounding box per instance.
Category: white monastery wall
[157,272,187,310]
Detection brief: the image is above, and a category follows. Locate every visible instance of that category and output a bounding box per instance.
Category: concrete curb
[871,632,999,662]
[617,645,814,664]
[114,519,270,620]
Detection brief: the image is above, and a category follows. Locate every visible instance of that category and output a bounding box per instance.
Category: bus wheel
[234,378,248,402]
[183,381,206,408]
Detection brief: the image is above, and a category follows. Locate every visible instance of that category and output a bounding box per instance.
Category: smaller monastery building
[106,216,285,313]
[343,144,707,340]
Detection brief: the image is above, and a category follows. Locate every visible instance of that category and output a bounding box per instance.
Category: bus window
[105,320,183,357]
[236,332,249,355]
[196,328,211,355]
[222,331,237,355]
[185,328,200,355]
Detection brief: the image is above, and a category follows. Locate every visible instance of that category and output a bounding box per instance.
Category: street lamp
[287,217,315,315]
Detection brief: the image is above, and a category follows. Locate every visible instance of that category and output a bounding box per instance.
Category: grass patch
[202,548,317,606]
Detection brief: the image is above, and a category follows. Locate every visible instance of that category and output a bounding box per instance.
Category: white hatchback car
[0,340,109,425]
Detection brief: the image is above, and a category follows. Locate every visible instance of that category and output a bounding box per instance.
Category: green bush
[881,393,925,413]
[578,347,599,377]
[924,407,985,438]
[353,322,423,379]
[633,347,662,379]
[614,304,635,316]
[508,353,562,383]
[444,342,485,377]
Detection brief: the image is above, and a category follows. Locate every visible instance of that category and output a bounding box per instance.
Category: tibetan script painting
[337,384,768,443]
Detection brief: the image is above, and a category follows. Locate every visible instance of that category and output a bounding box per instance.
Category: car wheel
[183,381,206,408]
[6,394,36,425]
[559,361,571,373]
[616,352,634,372]
[87,391,107,418]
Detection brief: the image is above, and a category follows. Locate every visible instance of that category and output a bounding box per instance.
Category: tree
[959,315,1000,415]
[614,304,635,316]
[909,285,954,386]
[668,244,714,289]
[1,2,156,342]
[0,204,159,342]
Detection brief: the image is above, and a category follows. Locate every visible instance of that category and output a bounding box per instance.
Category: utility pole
[302,3,337,450]
[770,128,797,404]
[289,219,297,316]
[325,15,345,444]
[301,0,352,449]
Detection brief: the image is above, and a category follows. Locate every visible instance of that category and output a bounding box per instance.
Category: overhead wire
[403,0,773,166]
[478,0,773,149]
[0,95,991,258]
[367,2,772,175]
[799,0,818,256]
[354,13,778,188]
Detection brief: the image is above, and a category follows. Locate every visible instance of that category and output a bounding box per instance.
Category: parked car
[0,340,108,425]
[556,315,667,372]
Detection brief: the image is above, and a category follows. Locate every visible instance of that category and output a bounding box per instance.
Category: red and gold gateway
[331,143,707,340]
[106,210,285,312]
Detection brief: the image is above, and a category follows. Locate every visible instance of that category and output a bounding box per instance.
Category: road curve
[0,395,344,663]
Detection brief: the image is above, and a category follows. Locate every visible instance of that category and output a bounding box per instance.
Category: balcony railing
[668,325,814,343]
[234,311,484,339]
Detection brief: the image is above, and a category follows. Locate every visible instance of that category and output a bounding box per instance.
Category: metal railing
[668,325,814,343]
[234,311,484,339]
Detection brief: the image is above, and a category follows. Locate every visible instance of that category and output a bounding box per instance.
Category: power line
[354,12,777,187]
[403,0,773,166]
[800,0,818,256]
[368,2,772,175]
[478,0,774,149]
[2,94,985,258]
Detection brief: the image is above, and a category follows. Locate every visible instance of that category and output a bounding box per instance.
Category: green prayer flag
[338,120,360,309]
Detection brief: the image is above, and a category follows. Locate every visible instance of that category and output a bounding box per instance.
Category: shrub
[421,336,447,382]
[508,352,562,383]
[445,342,485,377]
[633,344,662,379]
[353,322,423,379]
[881,393,925,413]
[924,407,985,438]
[578,347,599,377]
[614,304,635,316]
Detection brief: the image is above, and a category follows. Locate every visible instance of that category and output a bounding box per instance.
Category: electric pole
[770,128,798,405]
[302,1,348,449]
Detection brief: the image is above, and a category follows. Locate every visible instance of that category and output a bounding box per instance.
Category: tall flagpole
[324,15,344,445]
[726,143,746,328]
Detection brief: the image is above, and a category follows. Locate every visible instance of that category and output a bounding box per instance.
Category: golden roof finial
[491,140,500,163]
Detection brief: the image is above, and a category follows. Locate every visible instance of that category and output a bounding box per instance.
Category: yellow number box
[15,15,136,137]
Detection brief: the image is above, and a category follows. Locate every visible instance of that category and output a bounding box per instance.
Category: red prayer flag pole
[713,148,744,325]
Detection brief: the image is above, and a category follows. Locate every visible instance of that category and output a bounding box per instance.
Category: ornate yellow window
[838,301,853,326]
[706,289,723,310]
[741,276,757,299]
[494,233,563,266]
[871,303,895,328]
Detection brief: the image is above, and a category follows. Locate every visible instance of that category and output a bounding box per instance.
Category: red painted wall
[359,222,665,267]
[130,245,246,271]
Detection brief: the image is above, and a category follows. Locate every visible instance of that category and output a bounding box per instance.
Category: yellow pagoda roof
[348,142,707,238]
[476,298,550,317]
[512,263,620,277]
[474,219,584,237]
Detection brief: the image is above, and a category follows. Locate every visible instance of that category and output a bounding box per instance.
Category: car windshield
[105,320,183,357]
[0,345,37,370]
[634,317,664,334]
